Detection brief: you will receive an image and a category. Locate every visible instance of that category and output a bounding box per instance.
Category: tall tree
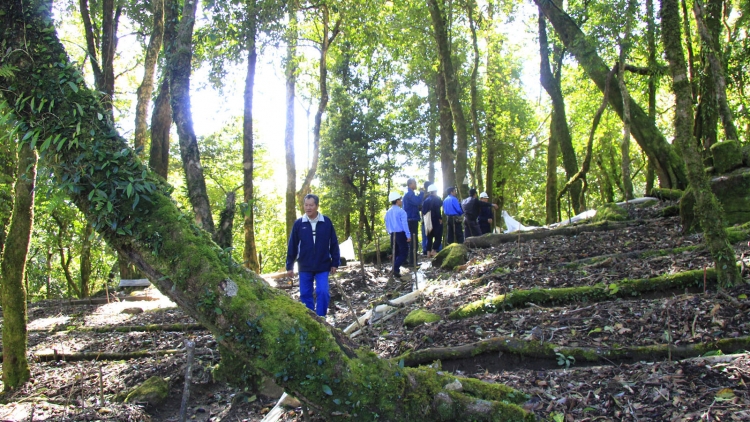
[167,0,215,235]
[0,3,536,418]
[78,0,121,111]
[660,0,740,286]
[133,0,165,153]
[436,67,456,191]
[538,2,583,214]
[0,142,36,390]
[466,0,483,190]
[242,12,260,272]
[535,0,688,190]
[645,0,658,195]
[295,4,341,208]
[427,0,469,194]
[284,4,299,238]
[617,0,636,200]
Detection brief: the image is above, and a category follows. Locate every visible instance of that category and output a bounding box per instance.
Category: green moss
[449,268,717,319]
[433,243,469,270]
[362,235,391,264]
[710,140,742,174]
[593,203,628,222]
[404,309,441,328]
[650,188,684,201]
[124,376,169,406]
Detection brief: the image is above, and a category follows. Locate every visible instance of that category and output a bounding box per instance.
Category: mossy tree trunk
[80,222,93,297]
[660,0,740,286]
[0,142,36,390]
[133,0,164,152]
[534,0,688,190]
[0,2,535,420]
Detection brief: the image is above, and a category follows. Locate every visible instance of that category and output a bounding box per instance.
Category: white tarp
[339,237,356,261]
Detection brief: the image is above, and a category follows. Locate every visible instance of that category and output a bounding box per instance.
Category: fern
[0,65,18,78]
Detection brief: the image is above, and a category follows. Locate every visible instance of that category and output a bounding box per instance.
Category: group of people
[385,179,498,279]
[284,185,498,318]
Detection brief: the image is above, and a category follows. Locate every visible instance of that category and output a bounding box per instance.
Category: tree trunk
[296,7,340,208]
[427,82,438,184]
[436,67,455,192]
[538,9,582,214]
[646,0,658,196]
[617,0,636,201]
[80,222,93,298]
[243,30,260,273]
[148,0,178,179]
[693,0,738,143]
[466,0,483,190]
[149,78,172,178]
[534,0,688,190]
[134,0,165,152]
[545,131,559,224]
[78,0,119,112]
[0,3,536,419]
[428,0,468,195]
[0,143,36,389]
[284,7,298,239]
[680,0,699,102]
[167,0,215,234]
[660,0,740,286]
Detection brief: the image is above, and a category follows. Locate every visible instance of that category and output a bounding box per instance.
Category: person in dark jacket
[402,178,424,266]
[461,188,498,239]
[286,194,340,317]
[478,192,494,234]
[421,181,431,256]
[422,184,443,257]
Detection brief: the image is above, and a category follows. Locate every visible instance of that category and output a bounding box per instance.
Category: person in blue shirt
[385,191,411,278]
[286,194,340,317]
[402,178,424,266]
[422,184,443,257]
[443,187,464,245]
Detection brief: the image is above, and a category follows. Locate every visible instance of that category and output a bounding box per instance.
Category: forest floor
[2,198,750,421]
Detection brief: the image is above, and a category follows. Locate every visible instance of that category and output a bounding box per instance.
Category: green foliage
[555,352,575,369]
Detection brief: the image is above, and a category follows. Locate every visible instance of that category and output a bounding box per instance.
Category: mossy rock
[124,376,169,406]
[661,205,680,218]
[362,235,391,264]
[433,243,469,270]
[711,140,742,174]
[681,168,750,230]
[403,309,441,328]
[650,188,684,201]
[592,203,628,222]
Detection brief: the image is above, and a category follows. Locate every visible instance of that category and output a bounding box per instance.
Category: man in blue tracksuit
[286,194,340,317]
[443,186,464,245]
[385,191,411,278]
[403,178,424,266]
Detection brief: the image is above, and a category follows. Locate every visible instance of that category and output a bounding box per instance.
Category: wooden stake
[179,340,196,422]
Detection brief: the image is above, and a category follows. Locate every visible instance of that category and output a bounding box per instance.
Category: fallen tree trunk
[397,335,750,367]
[29,323,205,333]
[465,220,638,248]
[2,348,192,363]
[0,2,533,420]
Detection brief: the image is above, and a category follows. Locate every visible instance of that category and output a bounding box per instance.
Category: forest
[1,0,750,420]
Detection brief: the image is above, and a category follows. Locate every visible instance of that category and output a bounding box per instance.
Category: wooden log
[465,220,640,248]
[118,278,151,288]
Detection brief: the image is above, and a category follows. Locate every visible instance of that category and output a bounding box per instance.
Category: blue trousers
[391,231,408,276]
[299,271,330,316]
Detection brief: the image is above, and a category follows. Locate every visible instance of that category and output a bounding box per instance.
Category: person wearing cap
[422,184,443,257]
[443,186,464,245]
[385,191,411,278]
[403,178,425,266]
[478,192,494,234]
[286,194,341,317]
[461,188,498,238]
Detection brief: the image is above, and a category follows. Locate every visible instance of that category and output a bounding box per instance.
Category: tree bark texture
[534,0,688,190]
[0,143,36,389]
[538,7,582,214]
[167,0,215,235]
[78,0,120,112]
[646,0,658,195]
[545,129,559,224]
[680,0,699,102]
[80,222,93,297]
[284,7,298,239]
[427,82,438,184]
[134,0,165,152]
[427,0,468,195]
[660,0,740,286]
[0,3,535,419]
[437,67,455,192]
[618,0,636,201]
[243,32,260,273]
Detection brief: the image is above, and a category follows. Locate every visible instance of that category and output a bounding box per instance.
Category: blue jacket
[443,195,463,216]
[403,189,425,221]
[286,214,341,273]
